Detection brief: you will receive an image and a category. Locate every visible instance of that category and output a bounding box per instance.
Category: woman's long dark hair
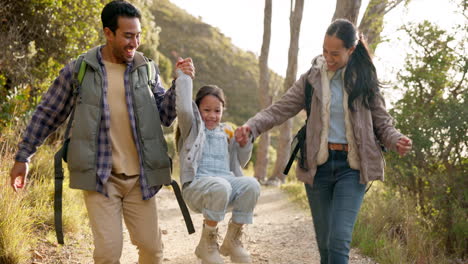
[326,19,380,111]
[175,85,226,151]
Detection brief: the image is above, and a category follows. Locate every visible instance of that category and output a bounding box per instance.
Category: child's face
[199,95,223,130]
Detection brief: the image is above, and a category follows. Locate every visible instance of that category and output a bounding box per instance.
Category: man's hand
[235,125,251,148]
[175,57,195,79]
[10,161,29,192]
[396,136,412,156]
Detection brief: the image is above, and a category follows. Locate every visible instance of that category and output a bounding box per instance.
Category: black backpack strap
[298,80,313,170]
[283,71,314,175]
[146,56,194,234]
[283,125,305,174]
[304,79,312,117]
[54,56,86,245]
[54,144,67,244]
[166,180,195,234]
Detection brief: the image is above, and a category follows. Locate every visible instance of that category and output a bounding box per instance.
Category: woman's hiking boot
[219,222,252,263]
[195,224,224,264]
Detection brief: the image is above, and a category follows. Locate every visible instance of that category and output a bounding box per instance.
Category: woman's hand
[396,136,412,156]
[235,125,251,147]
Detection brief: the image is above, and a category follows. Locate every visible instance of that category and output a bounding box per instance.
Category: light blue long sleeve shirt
[328,68,347,144]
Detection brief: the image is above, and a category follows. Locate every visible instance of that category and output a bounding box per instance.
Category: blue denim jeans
[305,150,366,264]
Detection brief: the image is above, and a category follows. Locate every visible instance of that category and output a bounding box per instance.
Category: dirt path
[120,186,376,264]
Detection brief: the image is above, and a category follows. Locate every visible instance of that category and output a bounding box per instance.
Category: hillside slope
[152,0,282,125]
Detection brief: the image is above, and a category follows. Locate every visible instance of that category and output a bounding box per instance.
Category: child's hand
[235,125,251,147]
[396,136,412,156]
[175,57,195,79]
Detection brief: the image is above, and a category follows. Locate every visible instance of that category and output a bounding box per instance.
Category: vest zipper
[129,73,146,172]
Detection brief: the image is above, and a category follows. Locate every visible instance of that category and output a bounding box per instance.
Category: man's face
[105,16,141,63]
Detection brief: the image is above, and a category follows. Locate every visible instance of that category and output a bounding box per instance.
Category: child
[175,69,260,264]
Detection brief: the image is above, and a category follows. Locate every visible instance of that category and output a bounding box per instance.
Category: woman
[235,19,412,264]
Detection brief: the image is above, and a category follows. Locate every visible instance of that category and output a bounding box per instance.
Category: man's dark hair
[101,0,142,33]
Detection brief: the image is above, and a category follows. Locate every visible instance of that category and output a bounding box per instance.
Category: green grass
[281,178,459,264]
[0,126,89,263]
[352,183,453,264]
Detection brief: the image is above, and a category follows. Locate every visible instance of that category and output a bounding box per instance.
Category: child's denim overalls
[182,126,260,224]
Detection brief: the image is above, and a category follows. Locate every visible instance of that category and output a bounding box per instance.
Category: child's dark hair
[326,19,380,111]
[101,0,141,33]
[175,85,226,152]
[195,85,226,108]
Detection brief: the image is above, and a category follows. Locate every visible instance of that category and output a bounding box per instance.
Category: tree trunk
[254,0,273,182]
[358,0,406,54]
[270,0,304,183]
[332,0,362,24]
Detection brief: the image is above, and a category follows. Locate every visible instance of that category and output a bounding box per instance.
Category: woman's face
[199,95,223,130]
[322,34,355,72]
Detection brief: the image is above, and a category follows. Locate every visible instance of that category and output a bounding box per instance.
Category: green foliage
[0,124,88,263]
[157,52,174,85]
[0,0,162,133]
[353,184,453,264]
[387,16,467,258]
[131,0,161,61]
[0,0,104,132]
[251,142,277,171]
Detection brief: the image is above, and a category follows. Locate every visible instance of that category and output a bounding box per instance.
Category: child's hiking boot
[195,224,224,264]
[219,221,252,263]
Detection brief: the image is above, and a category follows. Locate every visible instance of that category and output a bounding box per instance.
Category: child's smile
[199,95,224,130]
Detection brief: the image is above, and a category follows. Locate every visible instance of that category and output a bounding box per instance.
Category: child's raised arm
[175,69,194,141]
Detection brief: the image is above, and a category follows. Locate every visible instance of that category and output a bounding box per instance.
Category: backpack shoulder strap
[76,57,87,85]
[143,57,160,86]
[64,55,86,140]
[53,55,87,245]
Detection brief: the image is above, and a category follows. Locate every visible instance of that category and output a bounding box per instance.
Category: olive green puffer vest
[67,46,171,191]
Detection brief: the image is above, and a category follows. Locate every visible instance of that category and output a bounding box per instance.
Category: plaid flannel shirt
[15,46,177,200]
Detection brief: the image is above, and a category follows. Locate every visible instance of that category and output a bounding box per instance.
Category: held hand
[235,125,251,147]
[396,136,412,156]
[175,57,195,79]
[10,161,29,192]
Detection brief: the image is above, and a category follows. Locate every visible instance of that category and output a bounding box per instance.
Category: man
[9,1,194,263]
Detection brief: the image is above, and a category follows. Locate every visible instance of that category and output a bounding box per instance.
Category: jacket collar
[307,55,327,103]
[83,45,147,72]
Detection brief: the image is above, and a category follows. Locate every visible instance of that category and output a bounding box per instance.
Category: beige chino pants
[83,173,163,264]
